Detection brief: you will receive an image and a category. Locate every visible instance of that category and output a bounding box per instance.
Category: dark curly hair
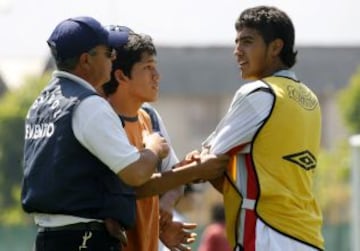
[235,6,297,67]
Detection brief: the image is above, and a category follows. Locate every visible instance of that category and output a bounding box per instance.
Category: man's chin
[241,73,257,81]
[144,97,158,103]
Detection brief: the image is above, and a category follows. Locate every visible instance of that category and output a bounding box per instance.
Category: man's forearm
[135,161,199,198]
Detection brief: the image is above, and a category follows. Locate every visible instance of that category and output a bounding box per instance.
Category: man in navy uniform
[21,16,169,251]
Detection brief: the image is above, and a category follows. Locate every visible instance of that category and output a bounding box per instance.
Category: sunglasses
[88,47,117,60]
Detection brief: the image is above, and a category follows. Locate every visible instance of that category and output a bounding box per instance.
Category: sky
[0,0,359,58]
[0,0,359,88]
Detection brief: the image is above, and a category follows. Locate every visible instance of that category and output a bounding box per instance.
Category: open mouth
[238,61,248,70]
[238,60,247,66]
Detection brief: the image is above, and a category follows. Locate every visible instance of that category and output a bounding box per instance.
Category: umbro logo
[283,150,317,170]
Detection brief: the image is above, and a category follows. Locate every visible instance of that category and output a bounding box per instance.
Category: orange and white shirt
[122,106,179,251]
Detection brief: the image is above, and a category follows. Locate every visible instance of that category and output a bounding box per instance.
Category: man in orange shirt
[101,25,228,251]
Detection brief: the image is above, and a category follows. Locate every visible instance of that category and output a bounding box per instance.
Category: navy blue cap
[47,16,109,61]
[106,25,133,50]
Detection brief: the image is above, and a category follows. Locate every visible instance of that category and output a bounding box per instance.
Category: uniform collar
[52,70,97,92]
[273,69,299,82]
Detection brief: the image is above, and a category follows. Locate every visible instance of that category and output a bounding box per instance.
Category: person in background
[201,5,324,251]
[21,16,169,251]
[101,25,229,251]
[198,203,232,251]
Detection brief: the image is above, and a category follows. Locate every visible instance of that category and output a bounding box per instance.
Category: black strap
[142,106,161,134]
[234,244,244,251]
[142,105,163,172]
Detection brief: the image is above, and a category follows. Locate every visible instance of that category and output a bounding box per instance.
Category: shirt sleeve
[202,84,274,154]
[153,108,179,171]
[72,96,140,173]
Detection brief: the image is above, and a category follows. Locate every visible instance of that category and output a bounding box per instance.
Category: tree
[314,141,351,224]
[312,66,360,224]
[338,66,360,134]
[0,73,50,225]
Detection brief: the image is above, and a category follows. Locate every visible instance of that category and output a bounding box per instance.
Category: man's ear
[78,53,92,70]
[114,69,129,84]
[270,38,284,57]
